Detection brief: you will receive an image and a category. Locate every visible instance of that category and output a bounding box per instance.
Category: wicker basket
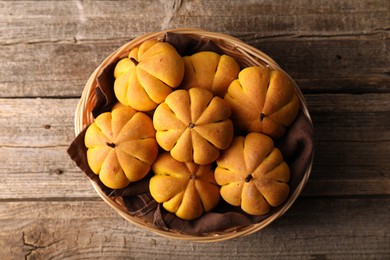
[74,28,313,242]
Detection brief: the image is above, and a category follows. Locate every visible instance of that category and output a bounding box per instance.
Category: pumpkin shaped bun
[224,66,300,139]
[113,40,185,111]
[150,153,220,220]
[215,132,290,215]
[84,103,158,189]
[153,87,234,165]
[181,51,240,97]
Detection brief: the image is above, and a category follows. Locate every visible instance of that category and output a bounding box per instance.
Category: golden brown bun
[84,103,158,189]
[153,87,234,165]
[150,153,220,220]
[181,51,240,97]
[113,40,185,111]
[215,132,290,215]
[224,66,300,139]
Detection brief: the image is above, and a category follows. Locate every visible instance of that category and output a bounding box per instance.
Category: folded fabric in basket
[67,32,314,235]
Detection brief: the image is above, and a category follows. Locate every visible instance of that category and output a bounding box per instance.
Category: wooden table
[1,0,389,259]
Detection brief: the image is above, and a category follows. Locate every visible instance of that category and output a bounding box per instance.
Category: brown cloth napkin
[67,33,314,235]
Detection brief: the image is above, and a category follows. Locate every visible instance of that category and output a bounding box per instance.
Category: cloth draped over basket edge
[67,32,314,235]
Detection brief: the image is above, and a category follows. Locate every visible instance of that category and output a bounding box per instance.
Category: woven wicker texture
[74,28,313,242]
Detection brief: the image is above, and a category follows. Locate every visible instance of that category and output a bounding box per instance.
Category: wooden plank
[0,93,386,140]
[303,179,390,196]
[305,93,390,196]
[0,198,388,259]
[306,93,390,141]
[0,0,165,44]
[1,0,388,44]
[0,146,97,199]
[257,38,389,93]
[0,98,77,146]
[310,151,390,180]
[0,144,388,199]
[0,1,388,97]
[0,95,389,199]
[2,94,389,145]
[0,98,95,199]
[0,38,387,97]
[1,1,388,258]
[175,0,389,37]
[0,42,116,98]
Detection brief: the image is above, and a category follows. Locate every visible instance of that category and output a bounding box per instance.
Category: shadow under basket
[73,28,314,242]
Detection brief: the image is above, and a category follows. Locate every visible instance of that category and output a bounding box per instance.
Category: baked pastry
[150,153,220,220]
[224,66,300,139]
[181,51,240,97]
[113,40,185,111]
[84,103,158,189]
[153,87,234,165]
[215,132,290,215]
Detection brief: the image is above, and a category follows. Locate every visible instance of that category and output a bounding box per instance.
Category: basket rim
[74,28,314,242]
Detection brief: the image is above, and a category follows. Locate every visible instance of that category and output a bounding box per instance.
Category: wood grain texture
[1,144,388,199]
[0,0,389,258]
[0,98,77,146]
[0,95,388,199]
[1,0,388,44]
[0,0,388,97]
[1,39,388,97]
[0,198,389,259]
[1,93,389,146]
